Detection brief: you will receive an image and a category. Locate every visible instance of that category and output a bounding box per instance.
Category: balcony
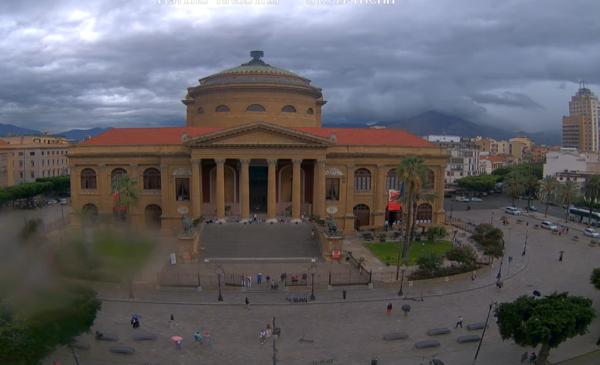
[143,189,162,195]
[354,189,372,194]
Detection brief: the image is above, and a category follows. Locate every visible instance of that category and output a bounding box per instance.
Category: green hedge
[0,176,70,204]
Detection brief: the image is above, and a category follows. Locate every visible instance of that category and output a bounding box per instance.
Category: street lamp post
[214,264,224,302]
[450,203,453,219]
[308,262,318,301]
[490,212,494,225]
[522,229,528,256]
[397,267,406,297]
[471,302,497,365]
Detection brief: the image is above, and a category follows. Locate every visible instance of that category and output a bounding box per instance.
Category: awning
[387,201,401,211]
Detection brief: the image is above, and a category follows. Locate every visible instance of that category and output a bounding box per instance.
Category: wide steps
[201,222,321,259]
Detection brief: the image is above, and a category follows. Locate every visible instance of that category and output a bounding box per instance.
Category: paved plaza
[38,207,600,365]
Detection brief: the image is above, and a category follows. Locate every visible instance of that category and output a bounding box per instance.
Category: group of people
[259,324,273,344]
[193,331,212,348]
[521,351,537,364]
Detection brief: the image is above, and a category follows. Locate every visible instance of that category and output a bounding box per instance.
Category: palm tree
[557,180,580,223]
[111,174,140,225]
[505,171,525,207]
[408,188,437,251]
[583,175,600,227]
[523,174,539,211]
[396,157,430,261]
[536,175,559,218]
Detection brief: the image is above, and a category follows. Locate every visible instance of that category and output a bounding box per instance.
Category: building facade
[423,135,479,184]
[562,81,600,152]
[0,140,14,188]
[543,148,600,183]
[68,51,448,235]
[0,136,70,184]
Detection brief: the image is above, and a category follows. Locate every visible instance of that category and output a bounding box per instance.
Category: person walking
[559,252,564,261]
[528,352,537,364]
[134,318,140,329]
[260,329,267,344]
[266,324,272,338]
[257,273,262,284]
[245,297,250,309]
[386,302,392,315]
[471,273,477,281]
[342,289,347,300]
[170,314,176,327]
[455,316,463,328]
[203,332,212,347]
[520,351,528,363]
[194,331,202,347]
[130,317,136,329]
[175,340,182,350]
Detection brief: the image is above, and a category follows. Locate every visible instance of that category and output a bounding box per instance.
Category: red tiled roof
[79,126,435,147]
[480,155,504,162]
[0,140,7,146]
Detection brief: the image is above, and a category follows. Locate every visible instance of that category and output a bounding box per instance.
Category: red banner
[388,201,401,211]
[388,190,401,211]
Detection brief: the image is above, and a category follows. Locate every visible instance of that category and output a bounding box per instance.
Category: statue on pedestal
[327,213,339,236]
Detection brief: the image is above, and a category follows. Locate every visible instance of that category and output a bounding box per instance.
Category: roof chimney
[329,133,337,142]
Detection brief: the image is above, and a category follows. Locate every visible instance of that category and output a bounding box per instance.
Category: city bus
[569,207,600,226]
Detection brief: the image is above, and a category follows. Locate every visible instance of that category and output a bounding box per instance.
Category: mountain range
[0,111,561,146]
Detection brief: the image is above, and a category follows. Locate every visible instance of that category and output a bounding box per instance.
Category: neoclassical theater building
[69,51,447,235]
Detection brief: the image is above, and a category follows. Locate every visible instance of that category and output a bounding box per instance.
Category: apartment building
[543,148,600,183]
[423,135,480,184]
[0,140,14,188]
[562,81,600,152]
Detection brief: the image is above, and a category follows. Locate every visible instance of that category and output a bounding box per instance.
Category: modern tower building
[562,81,600,152]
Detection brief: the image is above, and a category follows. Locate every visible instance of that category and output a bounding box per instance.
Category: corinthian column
[313,160,326,218]
[239,159,250,221]
[292,159,302,221]
[191,159,202,218]
[345,165,355,215]
[267,159,277,222]
[215,159,226,221]
[373,164,387,226]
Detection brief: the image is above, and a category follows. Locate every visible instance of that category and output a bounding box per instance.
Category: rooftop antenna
[580,80,588,90]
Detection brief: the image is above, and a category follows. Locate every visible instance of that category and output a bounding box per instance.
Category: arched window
[111,168,127,183]
[215,105,230,112]
[307,108,314,115]
[281,105,296,113]
[143,168,161,190]
[386,169,402,191]
[246,104,266,112]
[197,107,204,115]
[427,169,435,188]
[80,168,97,189]
[416,203,433,223]
[354,168,372,192]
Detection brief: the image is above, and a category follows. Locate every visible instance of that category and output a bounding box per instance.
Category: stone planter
[552,231,559,235]
[572,236,580,242]
[533,225,540,230]
[517,220,523,225]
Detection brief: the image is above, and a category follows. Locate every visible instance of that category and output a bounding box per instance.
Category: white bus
[569,207,600,226]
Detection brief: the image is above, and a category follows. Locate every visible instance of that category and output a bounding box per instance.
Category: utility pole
[272,339,278,365]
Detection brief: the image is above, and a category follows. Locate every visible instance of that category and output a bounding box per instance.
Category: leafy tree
[0,285,101,365]
[456,175,499,194]
[426,226,447,242]
[537,175,559,218]
[416,253,443,275]
[583,175,600,227]
[505,171,525,207]
[18,218,44,244]
[405,186,437,258]
[494,162,543,180]
[496,292,595,365]
[111,174,140,225]
[558,180,580,222]
[523,174,539,210]
[445,246,477,266]
[472,223,504,258]
[590,268,600,291]
[35,176,70,196]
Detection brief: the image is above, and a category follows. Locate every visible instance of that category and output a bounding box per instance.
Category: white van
[541,221,558,231]
[505,207,521,215]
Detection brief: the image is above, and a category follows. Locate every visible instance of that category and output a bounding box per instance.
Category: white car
[541,221,559,231]
[584,228,600,238]
[470,197,482,202]
[59,199,67,205]
[47,200,57,205]
[455,197,470,202]
[505,207,521,215]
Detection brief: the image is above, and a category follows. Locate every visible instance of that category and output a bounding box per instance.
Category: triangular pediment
[183,121,335,148]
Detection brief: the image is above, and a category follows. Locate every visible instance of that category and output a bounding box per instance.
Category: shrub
[416,253,443,275]
[445,246,477,266]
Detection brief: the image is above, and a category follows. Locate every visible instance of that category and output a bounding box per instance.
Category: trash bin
[371,359,378,365]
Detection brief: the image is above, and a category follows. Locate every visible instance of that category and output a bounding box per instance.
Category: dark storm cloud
[1,0,599,132]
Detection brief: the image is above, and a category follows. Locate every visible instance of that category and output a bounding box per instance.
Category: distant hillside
[58,127,113,142]
[0,123,41,136]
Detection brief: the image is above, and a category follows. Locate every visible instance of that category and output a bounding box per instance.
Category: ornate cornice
[69,153,191,159]
[316,160,326,166]
[98,164,106,170]
[215,159,226,166]
[130,164,139,169]
[326,153,446,160]
[347,165,356,171]
[267,159,278,167]
[292,159,303,166]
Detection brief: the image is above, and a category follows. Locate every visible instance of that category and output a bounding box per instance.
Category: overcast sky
[1,0,599,133]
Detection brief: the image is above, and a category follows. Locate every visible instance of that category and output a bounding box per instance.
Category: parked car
[541,221,559,231]
[481,192,488,196]
[545,201,558,206]
[584,228,600,238]
[505,207,521,215]
[563,204,574,209]
[455,197,470,202]
[470,197,482,202]
[527,205,538,212]
[47,200,57,205]
[59,199,67,205]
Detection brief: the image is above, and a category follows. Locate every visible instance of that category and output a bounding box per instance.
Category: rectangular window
[325,178,340,201]
[175,178,190,201]
[19,161,23,167]
[19,172,23,178]
[41,151,44,156]
[29,151,35,156]
[30,172,34,178]
[30,161,34,167]
[18,152,23,157]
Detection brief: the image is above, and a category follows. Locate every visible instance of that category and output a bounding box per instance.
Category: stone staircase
[200,221,320,262]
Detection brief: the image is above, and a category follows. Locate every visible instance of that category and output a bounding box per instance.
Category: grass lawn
[366,240,453,265]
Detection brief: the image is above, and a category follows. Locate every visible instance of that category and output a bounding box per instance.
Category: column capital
[239,159,251,166]
[160,164,169,171]
[190,159,202,166]
[377,164,386,170]
[97,164,106,170]
[292,159,303,166]
[130,164,139,169]
[347,165,356,171]
[215,159,226,166]
[267,159,278,167]
[316,160,326,166]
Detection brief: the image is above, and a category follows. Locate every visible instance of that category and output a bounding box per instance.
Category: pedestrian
[134,318,140,329]
[176,340,182,350]
[260,329,267,344]
[342,289,347,300]
[386,302,392,315]
[559,231,562,236]
[311,229,315,239]
[559,252,563,261]
[257,273,262,284]
[567,227,569,234]
[130,317,136,329]
[53,361,61,365]
[170,314,176,327]
[496,278,504,289]
[455,316,463,328]
[526,222,529,226]
[247,276,252,288]
[471,273,477,281]
[194,331,202,347]
[266,274,270,283]
[203,332,211,347]
[245,297,250,309]
[529,352,537,364]
[266,324,272,338]
[520,351,528,363]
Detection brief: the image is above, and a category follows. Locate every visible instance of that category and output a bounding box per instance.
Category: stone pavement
[45,209,600,365]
